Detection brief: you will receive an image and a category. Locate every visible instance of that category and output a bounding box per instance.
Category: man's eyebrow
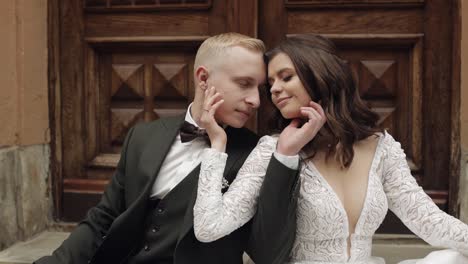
[233,76,255,80]
[232,76,256,83]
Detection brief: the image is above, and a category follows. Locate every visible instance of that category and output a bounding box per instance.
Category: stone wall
[460,0,468,224]
[0,146,51,250]
[461,151,468,223]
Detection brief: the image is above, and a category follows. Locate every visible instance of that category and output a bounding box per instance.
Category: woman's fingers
[309,101,326,119]
[210,99,224,115]
[300,107,321,121]
[204,86,223,112]
[302,101,327,125]
[299,104,326,137]
[288,119,301,129]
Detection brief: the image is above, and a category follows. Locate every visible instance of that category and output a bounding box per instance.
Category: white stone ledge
[0,232,68,264]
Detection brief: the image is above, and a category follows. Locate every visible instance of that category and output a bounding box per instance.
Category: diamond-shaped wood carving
[152,63,188,99]
[359,60,396,98]
[373,107,395,133]
[111,64,145,99]
[111,109,144,144]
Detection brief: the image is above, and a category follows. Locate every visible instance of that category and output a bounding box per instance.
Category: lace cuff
[199,148,228,193]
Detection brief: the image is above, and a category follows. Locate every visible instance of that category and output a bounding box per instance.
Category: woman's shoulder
[362,130,399,147]
[374,131,407,162]
[379,131,403,149]
[355,131,401,161]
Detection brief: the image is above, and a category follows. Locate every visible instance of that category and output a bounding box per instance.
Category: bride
[192,34,468,264]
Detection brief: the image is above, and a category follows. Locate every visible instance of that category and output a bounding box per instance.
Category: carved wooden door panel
[54,0,459,230]
[54,0,258,221]
[258,0,459,233]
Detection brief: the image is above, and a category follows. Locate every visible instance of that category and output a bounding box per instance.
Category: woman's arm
[193,136,289,242]
[383,133,468,255]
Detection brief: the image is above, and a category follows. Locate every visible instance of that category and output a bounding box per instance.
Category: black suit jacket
[36,115,299,264]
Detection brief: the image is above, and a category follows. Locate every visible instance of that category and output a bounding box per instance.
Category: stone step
[0,232,439,264]
[373,240,440,264]
[0,232,68,264]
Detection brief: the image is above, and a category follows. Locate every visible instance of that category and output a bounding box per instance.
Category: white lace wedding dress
[193,132,468,264]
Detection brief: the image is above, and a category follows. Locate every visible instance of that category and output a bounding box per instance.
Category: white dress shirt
[150,104,209,198]
[150,104,299,199]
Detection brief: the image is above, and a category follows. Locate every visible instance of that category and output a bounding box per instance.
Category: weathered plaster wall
[0,0,51,251]
[0,1,19,147]
[0,0,49,147]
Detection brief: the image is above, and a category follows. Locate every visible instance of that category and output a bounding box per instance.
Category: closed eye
[238,80,251,88]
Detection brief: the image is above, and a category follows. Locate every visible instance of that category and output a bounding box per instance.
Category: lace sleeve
[382,133,468,255]
[193,136,278,242]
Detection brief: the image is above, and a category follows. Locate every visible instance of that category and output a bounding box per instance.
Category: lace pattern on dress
[193,136,278,242]
[193,132,468,262]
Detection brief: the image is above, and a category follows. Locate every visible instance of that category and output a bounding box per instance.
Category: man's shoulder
[131,115,181,135]
[125,115,183,147]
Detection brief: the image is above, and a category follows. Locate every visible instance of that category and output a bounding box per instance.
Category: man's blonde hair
[194,32,265,70]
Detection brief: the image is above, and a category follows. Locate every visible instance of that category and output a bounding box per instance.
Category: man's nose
[245,88,260,109]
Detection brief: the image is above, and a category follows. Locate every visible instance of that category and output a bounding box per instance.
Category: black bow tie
[179,121,209,143]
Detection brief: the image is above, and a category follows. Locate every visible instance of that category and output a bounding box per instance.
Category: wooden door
[51,0,460,234]
[50,0,258,221]
[258,0,460,233]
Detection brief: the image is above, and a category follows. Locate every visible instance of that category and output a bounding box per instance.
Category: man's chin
[215,112,247,128]
[222,119,245,128]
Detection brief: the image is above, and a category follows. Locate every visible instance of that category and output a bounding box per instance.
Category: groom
[35,33,299,264]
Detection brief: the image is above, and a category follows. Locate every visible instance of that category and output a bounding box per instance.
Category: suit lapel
[93,115,185,263]
[125,114,185,219]
[136,114,185,195]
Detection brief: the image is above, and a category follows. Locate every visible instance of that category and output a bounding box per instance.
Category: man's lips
[276,96,291,107]
[236,110,251,118]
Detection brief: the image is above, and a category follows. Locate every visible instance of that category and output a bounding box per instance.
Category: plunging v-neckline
[304,134,384,237]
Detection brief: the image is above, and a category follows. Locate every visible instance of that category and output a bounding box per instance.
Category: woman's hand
[277,101,326,156]
[198,83,227,152]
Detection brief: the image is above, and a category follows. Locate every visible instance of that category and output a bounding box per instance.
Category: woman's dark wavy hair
[265,34,383,168]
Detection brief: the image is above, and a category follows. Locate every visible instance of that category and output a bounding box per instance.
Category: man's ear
[195,66,209,82]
